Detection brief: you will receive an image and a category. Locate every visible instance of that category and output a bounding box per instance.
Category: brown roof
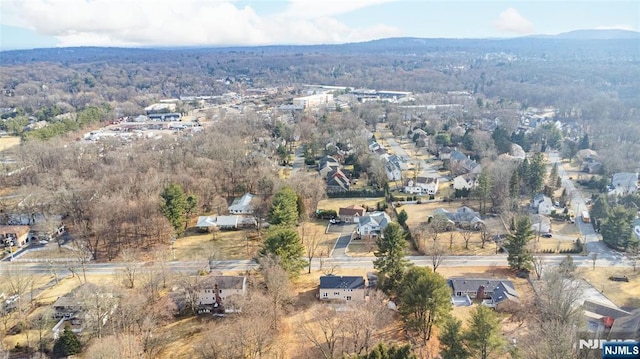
[0,225,30,237]
[338,205,366,217]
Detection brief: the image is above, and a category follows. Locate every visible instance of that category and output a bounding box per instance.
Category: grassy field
[0,136,20,151]
[317,197,386,213]
[577,267,640,308]
[172,229,263,261]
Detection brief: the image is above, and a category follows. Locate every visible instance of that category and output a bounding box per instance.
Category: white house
[452,174,478,191]
[610,172,639,196]
[633,218,640,240]
[357,212,391,240]
[319,275,366,302]
[228,193,256,214]
[532,194,554,215]
[385,161,402,181]
[404,177,439,195]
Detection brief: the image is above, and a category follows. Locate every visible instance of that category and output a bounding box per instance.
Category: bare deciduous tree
[428,240,447,273]
[258,255,294,330]
[532,255,545,280]
[300,304,345,359]
[460,228,473,250]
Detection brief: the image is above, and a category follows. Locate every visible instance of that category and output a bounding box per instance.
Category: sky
[0,0,638,50]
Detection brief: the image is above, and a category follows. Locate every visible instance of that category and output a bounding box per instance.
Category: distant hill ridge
[527,29,640,40]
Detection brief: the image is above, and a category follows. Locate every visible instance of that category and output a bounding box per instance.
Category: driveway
[328,223,357,258]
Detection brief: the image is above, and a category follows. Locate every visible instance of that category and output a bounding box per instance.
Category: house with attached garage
[452,174,479,191]
[338,205,366,223]
[356,212,391,240]
[403,176,439,195]
[319,275,366,302]
[448,278,519,311]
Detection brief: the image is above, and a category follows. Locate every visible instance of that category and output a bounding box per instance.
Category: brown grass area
[576,267,640,308]
[0,136,20,151]
[18,246,76,260]
[400,201,507,256]
[317,198,386,213]
[299,221,336,258]
[172,229,262,260]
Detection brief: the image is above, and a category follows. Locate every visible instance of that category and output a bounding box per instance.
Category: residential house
[228,193,256,214]
[583,161,603,174]
[530,214,551,234]
[610,172,639,196]
[532,193,554,215]
[403,177,439,195]
[412,129,429,147]
[634,218,640,240]
[448,278,519,311]
[0,225,30,248]
[196,215,256,230]
[356,212,391,240]
[338,205,366,223]
[452,174,479,191]
[510,143,526,160]
[51,283,117,339]
[609,308,640,340]
[385,161,402,181]
[318,155,340,171]
[192,275,247,314]
[438,146,454,160]
[432,207,484,230]
[449,150,481,175]
[582,299,631,337]
[319,275,366,302]
[326,169,351,192]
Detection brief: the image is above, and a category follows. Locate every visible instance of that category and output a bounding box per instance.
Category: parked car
[541,233,553,238]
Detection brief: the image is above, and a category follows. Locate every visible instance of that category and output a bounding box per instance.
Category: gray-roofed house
[192,275,247,314]
[196,215,256,230]
[609,308,640,340]
[319,275,366,302]
[532,193,554,215]
[530,214,551,235]
[432,206,484,230]
[610,172,639,196]
[228,193,256,214]
[449,278,519,311]
[356,212,391,240]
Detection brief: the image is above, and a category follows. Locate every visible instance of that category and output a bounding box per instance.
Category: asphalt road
[384,136,444,180]
[548,151,622,263]
[2,252,634,278]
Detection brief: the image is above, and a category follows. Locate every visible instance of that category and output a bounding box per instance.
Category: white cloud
[0,0,401,47]
[595,24,637,31]
[493,8,534,35]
